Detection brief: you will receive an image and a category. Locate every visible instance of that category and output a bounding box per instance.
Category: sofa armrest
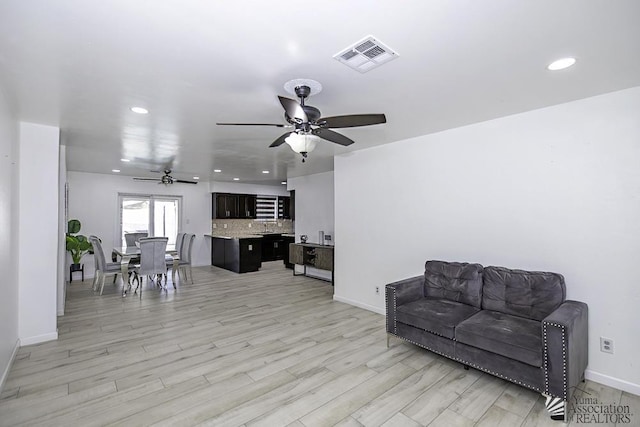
[542,300,588,401]
[385,276,424,334]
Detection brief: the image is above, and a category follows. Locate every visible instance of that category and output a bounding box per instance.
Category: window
[118,194,182,246]
[256,195,277,220]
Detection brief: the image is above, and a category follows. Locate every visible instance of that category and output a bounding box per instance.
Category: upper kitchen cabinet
[238,194,257,219]
[213,193,236,219]
[212,193,257,219]
[278,192,294,220]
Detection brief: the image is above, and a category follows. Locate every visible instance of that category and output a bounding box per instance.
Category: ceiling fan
[133,169,198,185]
[217,79,386,162]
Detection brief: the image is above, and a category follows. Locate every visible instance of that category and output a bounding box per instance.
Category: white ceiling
[1,1,639,185]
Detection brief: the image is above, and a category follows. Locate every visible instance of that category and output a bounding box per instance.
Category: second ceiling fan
[217,79,386,162]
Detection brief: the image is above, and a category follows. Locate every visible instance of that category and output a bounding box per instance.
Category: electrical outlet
[375,286,380,295]
[223,224,227,229]
[600,337,614,354]
[212,223,217,229]
[248,223,252,228]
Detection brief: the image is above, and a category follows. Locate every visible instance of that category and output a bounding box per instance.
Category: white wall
[18,122,60,346]
[67,171,213,278]
[0,84,19,390]
[334,86,640,395]
[288,171,335,280]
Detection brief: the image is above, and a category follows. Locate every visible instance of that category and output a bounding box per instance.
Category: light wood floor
[1,262,637,426]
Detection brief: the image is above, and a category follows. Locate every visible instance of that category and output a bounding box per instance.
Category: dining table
[112,244,179,296]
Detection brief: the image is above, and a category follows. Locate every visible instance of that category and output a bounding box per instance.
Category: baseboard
[0,339,20,393]
[333,295,385,315]
[19,331,58,346]
[586,369,640,396]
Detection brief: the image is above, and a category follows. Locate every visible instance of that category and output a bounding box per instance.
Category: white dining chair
[176,233,196,284]
[89,235,125,295]
[166,232,185,284]
[131,237,169,298]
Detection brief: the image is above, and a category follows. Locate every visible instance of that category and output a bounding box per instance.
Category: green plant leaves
[68,219,81,234]
[66,219,92,264]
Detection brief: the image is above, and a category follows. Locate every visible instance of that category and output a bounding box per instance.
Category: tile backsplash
[211,219,294,236]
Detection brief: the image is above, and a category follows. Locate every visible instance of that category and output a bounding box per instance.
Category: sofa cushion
[482,266,565,321]
[396,298,480,339]
[455,310,542,367]
[424,261,484,308]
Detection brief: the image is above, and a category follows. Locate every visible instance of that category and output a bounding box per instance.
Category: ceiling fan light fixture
[285,133,320,161]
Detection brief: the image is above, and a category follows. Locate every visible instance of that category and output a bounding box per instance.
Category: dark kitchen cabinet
[212,193,237,219]
[282,235,295,269]
[261,233,284,261]
[211,237,261,273]
[212,193,256,219]
[278,195,293,219]
[238,194,257,219]
[212,237,226,268]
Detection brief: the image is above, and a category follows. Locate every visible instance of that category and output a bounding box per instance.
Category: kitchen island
[205,234,262,273]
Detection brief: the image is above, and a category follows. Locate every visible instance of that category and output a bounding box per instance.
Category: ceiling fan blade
[216,122,286,127]
[269,131,293,147]
[312,128,355,146]
[278,96,308,122]
[133,177,160,181]
[320,113,386,128]
[174,179,198,184]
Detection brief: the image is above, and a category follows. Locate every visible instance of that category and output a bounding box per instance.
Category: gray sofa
[385,260,588,421]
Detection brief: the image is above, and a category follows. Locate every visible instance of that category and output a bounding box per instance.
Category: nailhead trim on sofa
[543,321,568,400]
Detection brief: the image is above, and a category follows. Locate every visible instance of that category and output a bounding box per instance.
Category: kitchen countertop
[204,234,263,240]
[205,232,296,239]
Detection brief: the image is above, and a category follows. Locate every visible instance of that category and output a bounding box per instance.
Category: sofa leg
[544,395,567,421]
[463,365,469,370]
[386,333,391,348]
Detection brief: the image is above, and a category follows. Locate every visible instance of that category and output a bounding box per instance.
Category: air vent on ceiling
[333,35,399,73]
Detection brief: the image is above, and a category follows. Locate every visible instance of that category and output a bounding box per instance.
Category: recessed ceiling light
[112,169,120,173]
[193,176,200,180]
[233,178,240,181]
[547,57,576,71]
[262,170,269,174]
[120,158,130,162]
[214,169,222,173]
[130,106,149,114]
[281,181,287,185]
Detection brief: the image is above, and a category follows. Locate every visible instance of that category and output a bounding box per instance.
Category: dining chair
[122,231,148,264]
[131,237,169,298]
[89,235,124,295]
[166,232,185,284]
[124,232,148,247]
[176,233,196,284]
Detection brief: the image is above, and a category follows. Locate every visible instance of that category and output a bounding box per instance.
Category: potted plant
[66,219,92,271]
